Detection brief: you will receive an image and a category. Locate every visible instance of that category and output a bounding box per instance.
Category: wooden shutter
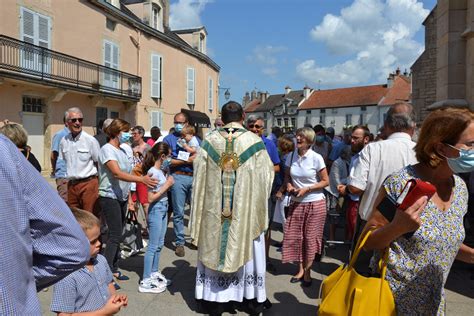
[151,111,162,129]
[151,54,162,98]
[187,67,195,104]
[21,8,35,44]
[103,40,119,88]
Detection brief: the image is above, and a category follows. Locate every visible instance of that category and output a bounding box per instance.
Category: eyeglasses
[68,118,83,123]
[248,124,263,129]
[174,121,186,124]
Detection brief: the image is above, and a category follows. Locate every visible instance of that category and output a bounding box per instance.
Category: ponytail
[141,142,170,174]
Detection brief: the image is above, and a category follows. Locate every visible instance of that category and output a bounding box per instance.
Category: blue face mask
[175,124,184,133]
[161,157,172,172]
[119,132,131,144]
[316,135,325,143]
[445,144,474,173]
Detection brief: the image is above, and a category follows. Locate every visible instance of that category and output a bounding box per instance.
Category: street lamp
[218,87,231,100]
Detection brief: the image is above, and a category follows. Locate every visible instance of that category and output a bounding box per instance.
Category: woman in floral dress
[363,107,474,315]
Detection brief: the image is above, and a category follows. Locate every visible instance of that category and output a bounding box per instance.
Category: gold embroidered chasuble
[190,122,274,273]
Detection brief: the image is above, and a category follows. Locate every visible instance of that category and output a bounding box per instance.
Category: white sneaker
[150,271,172,286]
[138,278,166,294]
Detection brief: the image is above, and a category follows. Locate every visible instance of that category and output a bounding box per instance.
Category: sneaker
[138,278,166,294]
[128,249,140,257]
[151,271,172,286]
[175,245,185,257]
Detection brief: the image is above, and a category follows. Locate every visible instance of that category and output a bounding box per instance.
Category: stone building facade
[411,9,437,123]
[412,0,474,122]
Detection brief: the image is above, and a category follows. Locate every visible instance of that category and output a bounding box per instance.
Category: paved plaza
[38,178,474,315]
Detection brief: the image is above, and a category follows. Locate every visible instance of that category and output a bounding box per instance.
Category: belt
[173,170,193,176]
[69,175,98,185]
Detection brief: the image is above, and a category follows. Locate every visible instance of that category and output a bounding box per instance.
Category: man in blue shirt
[0,135,90,315]
[51,116,70,202]
[247,116,280,271]
[164,112,199,257]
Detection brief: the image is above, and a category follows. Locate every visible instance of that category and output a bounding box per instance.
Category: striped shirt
[0,135,89,315]
[51,254,113,313]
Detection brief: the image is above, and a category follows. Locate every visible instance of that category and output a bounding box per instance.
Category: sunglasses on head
[249,124,263,129]
[68,118,83,123]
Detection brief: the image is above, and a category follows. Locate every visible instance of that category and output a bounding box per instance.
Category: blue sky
[169,0,437,106]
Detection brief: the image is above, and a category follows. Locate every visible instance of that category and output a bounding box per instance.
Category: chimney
[163,0,170,30]
[387,73,395,88]
[260,91,268,103]
[251,90,257,100]
[242,91,250,107]
[395,67,401,76]
[303,85,312,100]
[285,86,292,95]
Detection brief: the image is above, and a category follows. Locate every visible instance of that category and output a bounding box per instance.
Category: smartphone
[377,179,436,238]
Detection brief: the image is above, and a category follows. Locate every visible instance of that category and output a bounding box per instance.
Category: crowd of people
[1,101,474,315]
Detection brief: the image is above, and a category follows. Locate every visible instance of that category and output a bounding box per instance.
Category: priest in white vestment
[190,101,274,315]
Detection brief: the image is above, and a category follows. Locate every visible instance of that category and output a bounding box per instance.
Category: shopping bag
[318,230,395,316]
[122,210,144,252]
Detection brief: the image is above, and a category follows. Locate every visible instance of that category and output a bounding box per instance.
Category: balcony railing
[0,35,141,100]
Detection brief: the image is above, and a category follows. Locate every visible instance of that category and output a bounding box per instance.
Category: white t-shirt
[286,149,326,203]
[98,143,132,201]
[147,166,168,203]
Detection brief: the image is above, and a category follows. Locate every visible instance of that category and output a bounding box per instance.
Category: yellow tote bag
[318,230,395,316]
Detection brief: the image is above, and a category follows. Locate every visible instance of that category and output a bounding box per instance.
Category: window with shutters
[208,77,213,111]
[150,111,163,129]
[187,67,195,105]
[103,40,119,89]
[151,54,162,98]
[20,7,51,73]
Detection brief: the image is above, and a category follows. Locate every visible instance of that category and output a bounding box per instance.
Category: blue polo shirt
[51,127,70,178]
[164,132,200,174]
[262,136,280,165]
[50,254,113,313]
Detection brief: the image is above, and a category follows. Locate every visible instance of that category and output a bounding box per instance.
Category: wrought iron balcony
[0,35,141,101]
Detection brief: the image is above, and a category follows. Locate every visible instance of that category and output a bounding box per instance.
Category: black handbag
[122,211,144,251]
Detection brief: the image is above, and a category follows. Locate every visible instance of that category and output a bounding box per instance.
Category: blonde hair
[0,123,28,148]
[295,127,315,144]
[70,207,100,232]
[181,125,196,136]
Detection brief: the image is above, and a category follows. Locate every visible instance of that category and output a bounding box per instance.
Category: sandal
[113,271,129,281]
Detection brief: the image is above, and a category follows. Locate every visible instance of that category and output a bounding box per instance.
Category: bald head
[384,102,415,136]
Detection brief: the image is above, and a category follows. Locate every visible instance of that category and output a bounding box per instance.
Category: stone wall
[411,9,437,123]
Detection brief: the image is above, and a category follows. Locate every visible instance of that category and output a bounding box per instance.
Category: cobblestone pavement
[39,177,473,315]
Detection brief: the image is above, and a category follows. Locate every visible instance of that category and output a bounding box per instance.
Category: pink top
[146,139,155,147]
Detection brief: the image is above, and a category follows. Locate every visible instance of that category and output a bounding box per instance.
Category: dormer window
[199,33,205,53]
[151,3,163,32]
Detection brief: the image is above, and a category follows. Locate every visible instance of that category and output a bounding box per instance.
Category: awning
[181,108,211,128]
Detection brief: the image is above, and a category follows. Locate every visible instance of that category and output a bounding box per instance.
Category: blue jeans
[143,200,168,279]
[170,173,193,246]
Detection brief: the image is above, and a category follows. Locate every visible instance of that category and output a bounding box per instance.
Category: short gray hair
[385,103,415,132]
[65,107,83,121]
[247,115,264,125]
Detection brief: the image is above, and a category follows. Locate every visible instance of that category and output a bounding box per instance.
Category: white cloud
[298,0,429,87]
[247,45,288,77]
[169,0,212,30]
